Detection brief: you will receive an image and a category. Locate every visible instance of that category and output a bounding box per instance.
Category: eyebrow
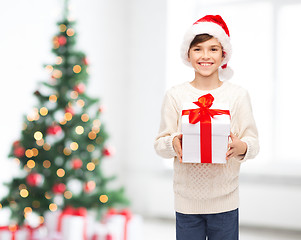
[192,44,221,48]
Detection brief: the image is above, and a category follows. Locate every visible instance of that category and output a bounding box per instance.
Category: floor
[143,218,301,240]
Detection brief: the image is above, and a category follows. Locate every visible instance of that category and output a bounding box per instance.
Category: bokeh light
[57,168,65,177]
[75,126,84,135]
[43,160,51,168]
[99,195,108,203]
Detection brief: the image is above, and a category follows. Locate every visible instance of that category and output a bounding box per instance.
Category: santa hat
[181,15,233,80]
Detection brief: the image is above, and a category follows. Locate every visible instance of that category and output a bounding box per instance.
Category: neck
[191,71,222,90]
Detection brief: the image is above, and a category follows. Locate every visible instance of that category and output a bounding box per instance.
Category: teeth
[199,63,212,66]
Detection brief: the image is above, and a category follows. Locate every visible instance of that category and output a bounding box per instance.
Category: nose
[201,50,210,59]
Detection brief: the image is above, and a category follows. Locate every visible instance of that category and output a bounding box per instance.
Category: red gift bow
[182,94,230,163]
[105,208,132,240]
[57,206,87,240]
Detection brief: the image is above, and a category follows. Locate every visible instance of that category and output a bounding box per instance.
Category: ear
[222,50,226,59]
[187,49,191,62]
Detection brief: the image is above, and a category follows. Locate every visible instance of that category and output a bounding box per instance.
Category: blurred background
[0,0,301,239]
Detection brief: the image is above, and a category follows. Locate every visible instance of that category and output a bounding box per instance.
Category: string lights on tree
[0,0,128,226]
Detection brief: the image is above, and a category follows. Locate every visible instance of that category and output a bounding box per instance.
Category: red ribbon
[105,208,132,240]
[182,94,230,163]
[57,206,87,240]
[0,225,19,240]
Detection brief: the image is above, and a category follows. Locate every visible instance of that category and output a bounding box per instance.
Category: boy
[154,15,259,240]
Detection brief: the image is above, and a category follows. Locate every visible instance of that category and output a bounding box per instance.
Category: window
[165,0,301,174]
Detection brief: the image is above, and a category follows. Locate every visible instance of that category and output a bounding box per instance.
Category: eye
[193,48,200,51]
[211,48,218,52]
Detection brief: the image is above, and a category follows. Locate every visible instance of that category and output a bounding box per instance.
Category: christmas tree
[0,1,128,226]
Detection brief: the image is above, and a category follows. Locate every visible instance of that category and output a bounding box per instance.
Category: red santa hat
[181,15,233,80]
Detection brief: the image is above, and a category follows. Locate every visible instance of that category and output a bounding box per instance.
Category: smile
[198,62,213,66]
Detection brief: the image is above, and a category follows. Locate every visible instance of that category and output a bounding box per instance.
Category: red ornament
[98,105,105,113]
[65,107,75,116]
[26,173,43,187]
[14,146,25,158]
[73,83,86,94]
[82,57,88,65]
[47,125,62,135]
[102,147,114,157]
[34,90,41,96]
[71,158,83,169]
[83,181,95,193]
[13,140,20,147]
[52,183,66,194]
[58,36,67,46]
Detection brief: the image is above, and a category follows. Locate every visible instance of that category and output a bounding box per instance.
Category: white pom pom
[219,66,233,81]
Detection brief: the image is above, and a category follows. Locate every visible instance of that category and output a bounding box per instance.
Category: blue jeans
[176,209,239,240]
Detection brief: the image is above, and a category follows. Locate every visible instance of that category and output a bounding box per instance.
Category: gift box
[0,224,47,240]
[24,224,47,240]
[100,209,142,240]
[91,223,116,240]
[44,207,87,240]
[181,94,230,164]
[0,226,28,240]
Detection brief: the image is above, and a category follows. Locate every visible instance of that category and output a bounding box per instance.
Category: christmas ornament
[83,181,95,193]
[34,90,41,96]
[82,57,88,65]
[65,107,75,116]
[103,146,114,157]
[13,140,21,147]
[47,125,62,135]
[181,15,233,80]
[73,83,85,94]
[98,105,105,113]
[58,35,67,46]
[26,173,43,187]
[14,146,25,158]
[71,158,83,169]
[52,183,66,194]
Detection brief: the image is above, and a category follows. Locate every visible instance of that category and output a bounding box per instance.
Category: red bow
[182,94,229,124]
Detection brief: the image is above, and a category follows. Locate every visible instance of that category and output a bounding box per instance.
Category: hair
[188,33,225,57]
[189,34,213,49]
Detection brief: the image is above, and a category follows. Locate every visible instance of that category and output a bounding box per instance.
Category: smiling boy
[154,15,259,240]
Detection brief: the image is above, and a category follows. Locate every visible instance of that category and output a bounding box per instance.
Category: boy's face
[188,37,224,78]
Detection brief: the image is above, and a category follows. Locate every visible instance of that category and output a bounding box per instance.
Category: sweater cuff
[167,132,181,157]
[238,137,254,162]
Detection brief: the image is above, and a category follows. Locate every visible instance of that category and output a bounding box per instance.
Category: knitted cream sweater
[154,81,259,214]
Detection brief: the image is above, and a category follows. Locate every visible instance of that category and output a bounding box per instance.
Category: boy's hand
[172,134,183,162]
[226,132,247,160]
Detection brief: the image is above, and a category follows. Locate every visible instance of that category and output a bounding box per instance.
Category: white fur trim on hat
[180,17,233,80]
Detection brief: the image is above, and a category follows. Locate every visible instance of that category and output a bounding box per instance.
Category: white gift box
[44,209,89,240]
[30,226,48,240]
[0,228,28,240]
[102,214,143,240]
[61,215,85,240]
[182,101,230,164]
